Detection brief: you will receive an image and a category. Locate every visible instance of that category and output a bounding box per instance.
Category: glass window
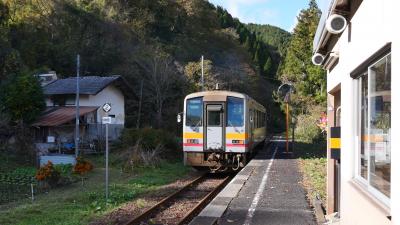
[256,111,259,128]
[227,97,244,127]
[360,73,368,180]
[369,54,391,197]
[208,110,221,126]
[186,97,203,126]
[357,53,391,199]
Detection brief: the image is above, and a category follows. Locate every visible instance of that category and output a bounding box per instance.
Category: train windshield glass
[227,97,244,127]
[186,97,203,126]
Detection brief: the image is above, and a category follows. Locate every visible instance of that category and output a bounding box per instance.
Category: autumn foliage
[73,157,93,175]
[35,161,60,186]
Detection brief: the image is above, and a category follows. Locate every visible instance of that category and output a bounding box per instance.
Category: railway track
[124,173,231,225]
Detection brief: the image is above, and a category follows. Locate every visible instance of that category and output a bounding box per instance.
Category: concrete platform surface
[189,137,316,225]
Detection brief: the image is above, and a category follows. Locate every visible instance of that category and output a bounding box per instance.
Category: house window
[356,53,391,203]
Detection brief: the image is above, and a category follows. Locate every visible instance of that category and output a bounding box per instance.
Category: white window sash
[353,53,391,207]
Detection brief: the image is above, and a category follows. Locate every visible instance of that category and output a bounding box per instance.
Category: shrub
[73,157,94,175]
[116,128,180,170]
[120,128,178,151]
[54,164,73,177]
[35,161,60,187]
[295,106,325,143]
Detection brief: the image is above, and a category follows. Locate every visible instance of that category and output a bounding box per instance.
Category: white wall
[84,85,125,125]
[326,0,398,224]
[45,84,125,125]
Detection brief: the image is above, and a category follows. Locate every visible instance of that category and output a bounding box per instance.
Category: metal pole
[105,119,109,203]
[201,55,204,91]
[136,79,143,129]
[31,183,34,202]
[286,102,289,153]
[292,120,295,152]
[75,54,80,158]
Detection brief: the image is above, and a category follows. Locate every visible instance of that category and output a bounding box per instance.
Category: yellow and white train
[181,90,267,172]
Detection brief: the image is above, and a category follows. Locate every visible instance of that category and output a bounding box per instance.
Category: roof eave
[313,0,337,54]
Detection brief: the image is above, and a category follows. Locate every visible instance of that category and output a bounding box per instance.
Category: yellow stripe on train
[226,133,248,139]
[183,133,203,139]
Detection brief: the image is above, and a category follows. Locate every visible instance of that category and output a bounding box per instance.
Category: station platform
[189,137,316,225]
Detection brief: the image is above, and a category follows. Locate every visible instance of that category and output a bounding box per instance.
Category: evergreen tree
[279,0,325,103]
[244,36,252,51]
[263,57,272,76]
[0,72,45,124]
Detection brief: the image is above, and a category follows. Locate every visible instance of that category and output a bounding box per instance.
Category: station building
[312,0,399,224]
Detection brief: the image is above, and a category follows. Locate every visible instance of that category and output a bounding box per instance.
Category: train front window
[227,97,244,127]
[186,97,203,126]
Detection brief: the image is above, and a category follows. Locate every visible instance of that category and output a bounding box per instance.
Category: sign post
[278,83,294,154]
[102,103,112,203]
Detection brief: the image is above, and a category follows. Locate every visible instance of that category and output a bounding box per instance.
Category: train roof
[185,90,245,100]
[184,90,265,110]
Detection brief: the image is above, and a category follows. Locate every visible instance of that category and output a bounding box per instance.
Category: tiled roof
[32,106,98,127]
[43,75,121,95]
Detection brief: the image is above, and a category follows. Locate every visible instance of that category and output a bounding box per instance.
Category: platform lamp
[278,83,295,154]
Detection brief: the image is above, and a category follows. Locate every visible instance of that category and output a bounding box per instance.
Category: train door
[206,104,224,150]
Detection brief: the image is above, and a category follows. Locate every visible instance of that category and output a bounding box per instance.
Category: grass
[0,156,191,225]
[294,140,327,207]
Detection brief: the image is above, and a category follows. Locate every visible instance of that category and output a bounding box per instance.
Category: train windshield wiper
[228,120,240,133]
[191,120,202,129]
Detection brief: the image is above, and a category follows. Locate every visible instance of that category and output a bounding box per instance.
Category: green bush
[54,164,73,177]
[295,106,325,143]
[120,128,178,150]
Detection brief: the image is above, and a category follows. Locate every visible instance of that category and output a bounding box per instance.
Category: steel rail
[124,174,207,225]
[177,175,231,225]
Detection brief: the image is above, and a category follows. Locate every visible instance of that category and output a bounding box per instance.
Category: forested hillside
[278,0,326,142]
[246,23,291,56]
[0,0,289,132]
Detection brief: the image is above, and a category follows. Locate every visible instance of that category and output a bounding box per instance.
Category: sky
[208,0,328,32]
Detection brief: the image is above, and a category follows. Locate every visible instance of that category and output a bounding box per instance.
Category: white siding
[83,85,125,125]
[45,84,125,125]
[326,0,399,224]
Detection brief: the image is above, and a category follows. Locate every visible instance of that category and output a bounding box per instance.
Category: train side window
[256,111,259,128]
[255,110,258,128]
[186,97,203,126]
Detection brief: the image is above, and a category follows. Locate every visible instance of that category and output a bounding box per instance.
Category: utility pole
[201,55,204,91]
[75,54,80,158]
[136,79,143,129]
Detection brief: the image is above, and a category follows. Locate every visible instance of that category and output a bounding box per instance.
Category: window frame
[354,52,391,207]
[226,97,245,127]
[185,97,203,127]
[207,109,222,127]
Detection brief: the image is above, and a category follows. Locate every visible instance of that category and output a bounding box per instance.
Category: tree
[184,58,215,91]
[263,57,273,76]
[279,0,325,104]
[133,47,182,128]
[0,72,45,124]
